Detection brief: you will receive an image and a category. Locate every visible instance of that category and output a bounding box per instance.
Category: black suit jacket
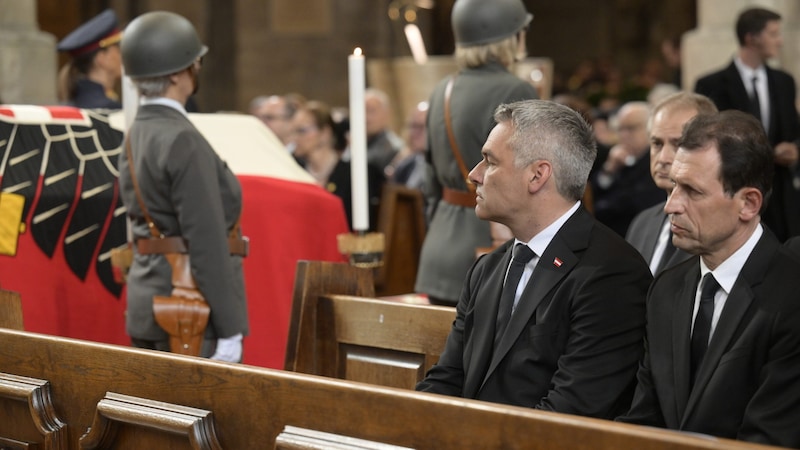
[620,229,800,447]
[695,62,800,241]
[591,152,664,237]
[786,236,800,258]
[417,207,652,419]
[626,201,691,274]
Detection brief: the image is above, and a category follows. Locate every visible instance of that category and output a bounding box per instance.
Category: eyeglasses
[294,125,318,136]
[616,123,644,133]
[258,114,290,122]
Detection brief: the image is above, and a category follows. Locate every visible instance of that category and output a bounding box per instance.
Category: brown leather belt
[137,236,250,257]
[443,187,477,208]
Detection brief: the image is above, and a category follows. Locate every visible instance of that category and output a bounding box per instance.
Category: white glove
[210,333,243,362]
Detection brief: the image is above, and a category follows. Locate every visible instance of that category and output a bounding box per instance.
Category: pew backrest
[0,288,23,330]
[314,294,455,388]
[0,328,780,450]
[285,260,456,389]
[285,260,375,373]
[374,184,426,296]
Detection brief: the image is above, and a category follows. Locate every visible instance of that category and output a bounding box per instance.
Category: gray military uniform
[118,104,248,342]
[416,62,538,304]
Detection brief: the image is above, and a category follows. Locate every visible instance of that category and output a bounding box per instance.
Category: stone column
[0,0,57,104]
[683,0,800,91]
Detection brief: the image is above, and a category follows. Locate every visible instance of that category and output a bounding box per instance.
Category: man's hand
[211,333,243,362]
[774,142,799,167]
[602,144,632,175]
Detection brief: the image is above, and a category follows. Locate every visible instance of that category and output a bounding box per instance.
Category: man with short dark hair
[619,110,800,447]
[626,92,717,274]
[695,7,800,242]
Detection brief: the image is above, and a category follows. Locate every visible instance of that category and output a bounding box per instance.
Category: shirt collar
[699,223,763,294]
[516,201,581,256]
[140,97,188,117]
[734,56,766,81]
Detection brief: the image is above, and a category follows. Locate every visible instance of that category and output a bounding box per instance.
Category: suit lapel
[481,208,591,387]
[765,67,779,142]
[642,208,665,262]
[681,232,779,425]
[724,63,751,112]
[672,262,699,422]
[464,245,511,397]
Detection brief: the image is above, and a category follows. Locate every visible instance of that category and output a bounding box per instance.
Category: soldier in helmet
[415,0,539,306]
[117,11,248,362]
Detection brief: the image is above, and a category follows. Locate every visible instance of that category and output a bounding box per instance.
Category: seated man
[416,100,652,419]
[626,92,717,275]
[591,101,664,236]
[618,111,800,447]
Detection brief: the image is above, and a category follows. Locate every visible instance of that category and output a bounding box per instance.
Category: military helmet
[451,0,533,47]
[121,11,208,78]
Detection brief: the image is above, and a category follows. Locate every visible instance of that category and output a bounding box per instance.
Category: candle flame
[354,47,362,56]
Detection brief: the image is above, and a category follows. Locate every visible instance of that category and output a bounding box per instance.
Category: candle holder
[337,231,385,268]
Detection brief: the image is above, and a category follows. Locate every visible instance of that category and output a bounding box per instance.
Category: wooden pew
[0,288,23,330]
[285,261,455,389]
[284,260,376,375]
[374,184,427,296]
[0,328,780,450]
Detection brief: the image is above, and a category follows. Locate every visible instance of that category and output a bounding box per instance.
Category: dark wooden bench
[374,184,427,296]
[0,288,23,330]
[285,260,455,389]
[0,328,779,449]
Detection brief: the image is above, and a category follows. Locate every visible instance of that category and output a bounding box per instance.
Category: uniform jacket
[620,229,800,447]
[66,79,121,109]
[626,201,691,274]
[118,104,248,341]
[415,62,538,303]
[695,62,800,241]
[417,207,652,419]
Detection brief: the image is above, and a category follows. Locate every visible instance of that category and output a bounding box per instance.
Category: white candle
[348,47,369,231]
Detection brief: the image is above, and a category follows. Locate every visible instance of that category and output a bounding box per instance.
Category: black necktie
[495,244,536,345]
[690,273,719,386]
[750,76,762,123]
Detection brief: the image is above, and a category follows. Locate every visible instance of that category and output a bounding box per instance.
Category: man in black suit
[591,101,664,237]
[695,7,800,242]
[787,236,800,257]
[416,100,652,419]
[626,92,717,275]
[619,111,800,447]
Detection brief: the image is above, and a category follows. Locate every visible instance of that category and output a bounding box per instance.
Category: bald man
[591,101,664,236]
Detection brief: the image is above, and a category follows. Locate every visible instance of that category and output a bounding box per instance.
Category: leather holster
[152,252,210,356]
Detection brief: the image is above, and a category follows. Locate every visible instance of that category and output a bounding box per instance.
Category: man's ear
[528,160,552,194]
[744,31,759,48]
[738,187,763,221]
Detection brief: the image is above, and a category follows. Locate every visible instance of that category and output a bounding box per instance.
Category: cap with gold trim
[57,9,122,57]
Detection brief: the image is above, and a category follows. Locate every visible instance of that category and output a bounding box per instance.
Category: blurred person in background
[56,9,123,109]
[415,0,538,306]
